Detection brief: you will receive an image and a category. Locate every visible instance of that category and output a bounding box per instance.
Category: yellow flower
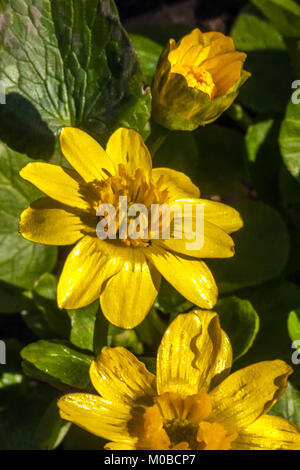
[19,127,242,328]
[152,28,250,130]
[57,310,300,450]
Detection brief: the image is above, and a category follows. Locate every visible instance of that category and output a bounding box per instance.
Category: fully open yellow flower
[19,127,242,328]
[152,28,250,130]
[58,310,300,450]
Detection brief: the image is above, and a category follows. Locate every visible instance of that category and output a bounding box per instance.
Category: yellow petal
[173,198,243,234]
[146,244,217,309]
[19,162,91,211]
[57,236,122,309]
[209,360,293,432]
[151,168,200,200]
[100,248,161,329]
[158,219,235,259]
[179,34,235,69]
[232,415,300,450]
[156,310,232,396]
[60,127,115,183]
[89,347,156,407]
[105,442,136,450]
[106,128,152,179]
[19,197,95,245]
[202,32,235,50]
[204,52,246,96]
[57,393,133,443]
[169,29,203,65]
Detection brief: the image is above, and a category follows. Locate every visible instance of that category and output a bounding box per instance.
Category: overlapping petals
[19,126,242,328]
[58,310,300,450]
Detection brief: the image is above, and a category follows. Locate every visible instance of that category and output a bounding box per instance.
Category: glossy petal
[19,197,95,245]
[57,236,122,309]
[157,310,232,396]
[89,347,156,407]
[19,162,91,211]
[209,361,293,432]
[100,248,161,328]
[105,442,136,450]
[146,244,217,309]
[60,127,115,183]
[158,219,235,259]
[58,393,133,443]
[173,198,243,234]
[106,128,152,179]
[232,415,300,450]
[151,168,200,200]
[168,29,203,65]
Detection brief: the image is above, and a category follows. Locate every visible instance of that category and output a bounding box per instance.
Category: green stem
[226,103,253,131]
[146,123,171,158]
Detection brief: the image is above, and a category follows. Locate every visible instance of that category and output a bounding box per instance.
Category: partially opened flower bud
[152,28,250,130]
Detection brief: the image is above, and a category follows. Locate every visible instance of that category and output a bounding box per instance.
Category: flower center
[133,392,236,450]
[171,64,217,100]
[93,164,170,247]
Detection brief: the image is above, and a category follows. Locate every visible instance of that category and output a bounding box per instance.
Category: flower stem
[226,103,253,131]
[146,123,171,158]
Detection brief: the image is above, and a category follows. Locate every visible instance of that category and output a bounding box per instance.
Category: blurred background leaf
[208,200,290,293]
[231,4,292,115]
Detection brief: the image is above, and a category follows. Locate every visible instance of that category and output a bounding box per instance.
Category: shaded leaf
[0,143,57,289]
[33,273,70,339]
[216,296,259,361]
[251,0,300,38]
[36,397,71,450]
[231,4,292,114]
[245,118,282,204]
[208,200,290,293]
[67,301,99,352]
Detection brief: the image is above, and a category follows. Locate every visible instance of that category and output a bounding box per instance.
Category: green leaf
[208,200,290,293]
[216,296,259,361]
[0,339,57,450]
[62,425,106,450]
[0,281,33,314]
[194,125,246,199]
[288,308,300,343]
[0,0,151,158]
[270,382,300,427]
[21,340,93,389]
[33,273,70,339]
[0,143,57,289]
[231,4,292,114]
[279,99,300,184]
[251,0,300,38]
[136,308,168,353]
[129,33,162,84]
[279,165,300,206]
[153,130,199,180]
[245,118,282,204]
[139,356,156,375]
[108,325,143,355]
[155,278,193,315]
[67,301,99,352]
[36,398,71,450]
[237,280,300,368]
